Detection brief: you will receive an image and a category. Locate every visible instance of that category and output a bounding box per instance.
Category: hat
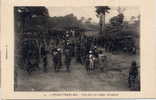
[57,48,61,51]
[89,51,93,54]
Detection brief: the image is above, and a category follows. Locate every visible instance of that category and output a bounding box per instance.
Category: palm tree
[95,6,111,35]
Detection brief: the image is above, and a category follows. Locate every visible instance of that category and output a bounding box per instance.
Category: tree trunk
[103,14,105,35]
[99,13,106,35]
[99,14,103,35]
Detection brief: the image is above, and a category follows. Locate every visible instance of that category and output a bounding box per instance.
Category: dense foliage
[14,6,140,54]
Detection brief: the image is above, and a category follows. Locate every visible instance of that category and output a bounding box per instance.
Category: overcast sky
[48,6,140,23]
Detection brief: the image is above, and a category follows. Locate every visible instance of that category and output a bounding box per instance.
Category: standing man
[41,44,48,72]
[57,48,62,68]
[21,41,28,70]
[52,48,60,72]
[64,47,72,72]
[128,61,139,90]
[26,41,39,75]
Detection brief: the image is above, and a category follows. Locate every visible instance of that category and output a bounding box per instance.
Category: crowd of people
[19,30,139,90]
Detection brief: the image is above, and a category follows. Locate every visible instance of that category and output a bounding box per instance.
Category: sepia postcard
[1,0,156,99]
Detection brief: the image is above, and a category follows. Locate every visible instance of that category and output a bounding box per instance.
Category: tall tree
[14,7,50,61]
[95,6,110,35]
[14,6,49,33]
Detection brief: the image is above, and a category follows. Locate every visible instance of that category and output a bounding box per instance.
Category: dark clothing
[57,49,62,67]
[64,48,72,72]
[93,49,99,58]
[43,56,47,72]
[41,46,47,57]
[76,44,81,63]
[26,58,39,75]
[25,41,39,74]
[129,67,138,78]
[52,50,60,72]
[128,66,138,89]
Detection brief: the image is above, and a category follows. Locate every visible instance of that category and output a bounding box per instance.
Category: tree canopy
[95,6,111,16]
[14,6,49,33]
[48,13,99,32]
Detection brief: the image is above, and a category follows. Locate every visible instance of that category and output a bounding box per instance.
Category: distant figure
[75,43,82,64]
[52,48,60,72]
[131,47,136,55]
[64,48,72,72]
[26,42,39,75]
[21,41,28,64]
[128,61,138,90]
[85,51,96,72]
[57,48,62,68]
[92,46,99,58]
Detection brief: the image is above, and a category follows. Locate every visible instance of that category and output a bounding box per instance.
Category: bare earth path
[15,52,139,91]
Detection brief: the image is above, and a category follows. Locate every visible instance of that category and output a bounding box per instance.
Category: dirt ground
[15,51,139,91]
